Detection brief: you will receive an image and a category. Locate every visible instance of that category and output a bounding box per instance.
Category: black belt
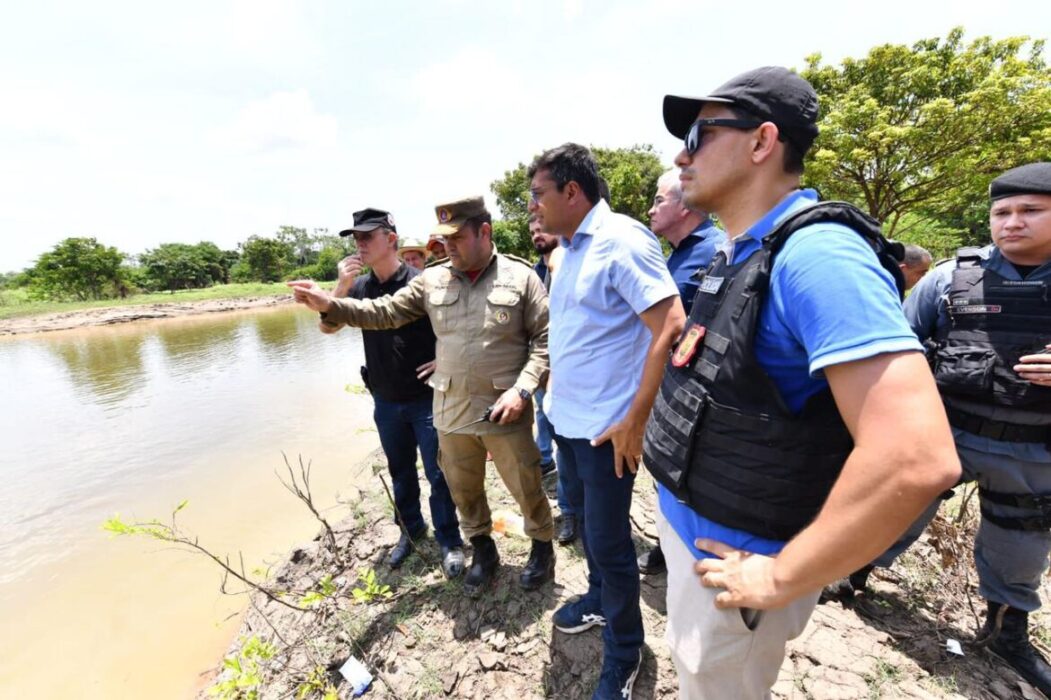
[945,406,1050,444]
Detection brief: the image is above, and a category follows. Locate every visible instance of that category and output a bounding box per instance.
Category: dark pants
[553,435,643,663]
[537,388,574,517]
[374,396,462,549]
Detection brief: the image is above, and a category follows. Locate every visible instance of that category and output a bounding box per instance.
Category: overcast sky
[1,0,1047,272]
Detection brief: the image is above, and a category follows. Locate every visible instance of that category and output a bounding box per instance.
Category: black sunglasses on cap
[684,118,764,155]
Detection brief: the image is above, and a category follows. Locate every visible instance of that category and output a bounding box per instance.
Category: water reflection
[45,329,149,406]
[0,305,366,587]
[0,305,375,700]
[253,306,304,355]
[153,315,242,378]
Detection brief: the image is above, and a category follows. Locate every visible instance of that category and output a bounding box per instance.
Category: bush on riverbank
[0,282,296,321]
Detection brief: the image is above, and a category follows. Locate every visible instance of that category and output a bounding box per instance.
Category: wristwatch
[517,387,531,401]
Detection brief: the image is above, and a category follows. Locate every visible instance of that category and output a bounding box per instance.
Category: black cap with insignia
[339,208,397,237]
[989,162,1051,201]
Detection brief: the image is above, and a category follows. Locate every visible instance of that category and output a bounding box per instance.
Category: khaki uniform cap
[432,196,488,236]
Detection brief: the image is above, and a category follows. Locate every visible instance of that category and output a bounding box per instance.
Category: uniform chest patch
[699,276,724,294]
[672,324,706,367]
[494,309,510,324]
[952,304,1002,314]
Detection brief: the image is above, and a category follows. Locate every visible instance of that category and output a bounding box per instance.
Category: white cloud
[563,0,583,21]
[210,90,339,155]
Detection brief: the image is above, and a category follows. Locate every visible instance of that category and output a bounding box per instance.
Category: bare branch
[277,452,344,568]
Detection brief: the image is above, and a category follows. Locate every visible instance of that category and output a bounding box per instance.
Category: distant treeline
[0,227,354,302]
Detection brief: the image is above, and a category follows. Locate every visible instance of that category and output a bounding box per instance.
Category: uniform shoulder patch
[502,253,538,268]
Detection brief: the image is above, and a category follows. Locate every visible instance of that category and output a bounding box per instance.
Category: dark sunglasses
[352,230,377,242]
[684,118,763,155]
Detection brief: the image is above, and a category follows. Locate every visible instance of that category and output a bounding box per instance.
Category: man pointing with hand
[289,196,556,598]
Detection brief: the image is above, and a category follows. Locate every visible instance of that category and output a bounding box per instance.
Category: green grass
[0,282,295,321]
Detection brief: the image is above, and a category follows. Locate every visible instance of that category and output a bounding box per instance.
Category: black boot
[820,564,874,603]
[519,539,556,590]
[978,600,1051,697]
[388,527,426,569]
[556,515,578,545]
[463,535,500,598]
[637,542,666,575]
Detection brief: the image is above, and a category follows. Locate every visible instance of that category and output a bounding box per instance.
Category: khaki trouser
[437,423,554,541]
[657,509,819,699]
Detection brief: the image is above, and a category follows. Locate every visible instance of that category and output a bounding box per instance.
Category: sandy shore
[0,295,295,336]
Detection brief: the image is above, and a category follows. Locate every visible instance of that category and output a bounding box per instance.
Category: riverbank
[0,286,297,335]
[203,450,1049,699]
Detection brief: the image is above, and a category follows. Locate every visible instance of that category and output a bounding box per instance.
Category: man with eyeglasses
[642,66,960,698]
[528,143,685,700]
[289,197,556,598]
[636,168,727,577]
[320,209,465,577]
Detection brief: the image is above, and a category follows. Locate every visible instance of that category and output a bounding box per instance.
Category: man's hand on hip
[591,414,644,478]
[694,538,794,610]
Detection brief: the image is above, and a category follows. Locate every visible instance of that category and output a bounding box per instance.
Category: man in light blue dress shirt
[527,143,685,700]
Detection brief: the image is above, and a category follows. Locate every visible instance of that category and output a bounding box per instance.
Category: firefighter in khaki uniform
[289,196,556,597]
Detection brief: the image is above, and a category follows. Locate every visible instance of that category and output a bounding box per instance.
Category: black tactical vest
[930,248,1051,425]
[643,202,904,541]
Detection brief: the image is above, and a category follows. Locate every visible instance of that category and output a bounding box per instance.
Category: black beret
[989,162,1051,201]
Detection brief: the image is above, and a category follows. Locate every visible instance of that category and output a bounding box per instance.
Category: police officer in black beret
[870,162,1051,694]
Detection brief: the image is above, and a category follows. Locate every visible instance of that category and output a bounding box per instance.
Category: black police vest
[643,202,905,542]
[930,248,1051,424]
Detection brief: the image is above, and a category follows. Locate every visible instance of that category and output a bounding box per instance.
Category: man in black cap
[290,197,555,598]
[861,162,1051,695]
[326,208,465,577]
[642,67,959,697]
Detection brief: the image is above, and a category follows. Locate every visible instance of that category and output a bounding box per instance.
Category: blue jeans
[373,396,462,549]
[535,388,555,463]
[537,388,575,517]
[553,435,642,663]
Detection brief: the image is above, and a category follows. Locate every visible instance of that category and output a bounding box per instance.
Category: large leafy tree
[802,28,1051,243]
[238,235,295,282]
[26,237,127,301]
[138,242,235,292]
[490,144,664,259]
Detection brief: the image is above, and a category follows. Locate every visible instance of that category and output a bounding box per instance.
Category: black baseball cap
[989,162,1051,201]
[663,66,820,152]
[338,208,397,237]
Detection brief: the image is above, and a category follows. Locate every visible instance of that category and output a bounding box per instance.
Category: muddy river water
[0,305,379,698]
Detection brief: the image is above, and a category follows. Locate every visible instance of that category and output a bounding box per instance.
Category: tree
[239,235,295,282]
[276,226,346,268]
[490,144,665,259]
[25,237,126,301]
[802,29,1051,239]
[138,243,208,292]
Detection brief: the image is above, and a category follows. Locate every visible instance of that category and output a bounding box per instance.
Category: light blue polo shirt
[659,189,923,558]
[548,200,679,440]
